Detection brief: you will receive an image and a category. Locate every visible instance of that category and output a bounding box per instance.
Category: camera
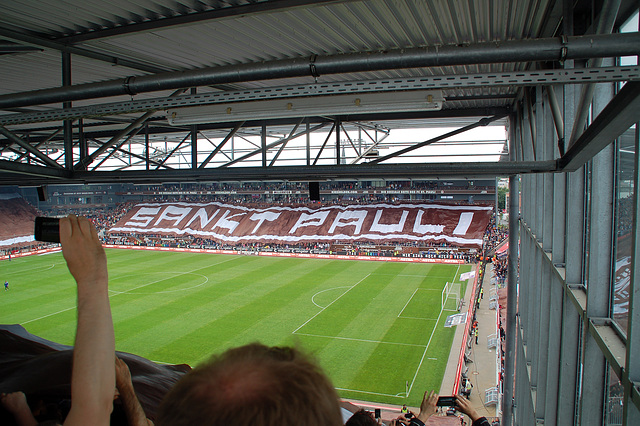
[34,217,60,243]
[436,396,457,406]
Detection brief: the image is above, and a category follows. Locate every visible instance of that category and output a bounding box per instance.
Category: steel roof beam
[89,138,170,170]
[199,122,244,169]
[222,122,328,168]
[269,120,302,167]
[0,159,70,180]
[568,0,621,147]
[0,160,557,187]
[369,113,508,164]
[3,66,636,126]
[0,32,638,109]
[0,126,62,169]
[0,26,170,75]
[560,81,640,171]
[79,161,559,183]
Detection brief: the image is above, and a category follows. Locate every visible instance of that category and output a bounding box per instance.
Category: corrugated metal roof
[0,0,635,178]
[1,0,557,91]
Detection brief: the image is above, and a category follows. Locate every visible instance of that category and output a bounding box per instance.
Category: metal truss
[1,66,638,126]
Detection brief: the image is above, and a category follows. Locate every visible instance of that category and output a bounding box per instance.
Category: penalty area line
[293,332,427,348]
[292,273,371,334]
[406,300,447,398]
[335,387,407,399]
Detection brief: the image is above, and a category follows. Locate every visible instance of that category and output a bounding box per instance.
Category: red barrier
[452,263,481,394]
[0,247,61,261]
[102,245,465,264]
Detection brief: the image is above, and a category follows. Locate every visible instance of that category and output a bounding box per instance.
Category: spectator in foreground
[155,343,344,426]
[115,357,154,426]
[403,391,438,426]
[454,395,491,426]
[0,391,37,426]
[59,214,115,426]
[345,409,380,425]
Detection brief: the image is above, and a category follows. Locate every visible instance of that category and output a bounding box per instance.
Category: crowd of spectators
[482,218,508,256]
[2,194,503,264]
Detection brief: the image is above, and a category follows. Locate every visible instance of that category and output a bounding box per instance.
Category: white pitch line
[397,316,439,321]
[21,256,236,325]
[310,286,351,309]
[406,299,447,397]
[292,273,371,334]
[334,387,406,398]
[293,332,427,348]
[397,288,419,318]
[5,263,57,276]
[22,306,76,325]
[397,288,439,319]
[403,266,464,397]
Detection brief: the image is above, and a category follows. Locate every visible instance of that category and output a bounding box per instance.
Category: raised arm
[61,215,115,426]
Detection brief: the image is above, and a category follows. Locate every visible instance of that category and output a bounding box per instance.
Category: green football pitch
[1,249,470,407]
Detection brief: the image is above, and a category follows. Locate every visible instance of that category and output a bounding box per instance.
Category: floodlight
[166,90,443,125]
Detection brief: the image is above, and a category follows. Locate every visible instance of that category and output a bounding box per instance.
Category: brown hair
[155,343,343,426]
[345,409,378,426]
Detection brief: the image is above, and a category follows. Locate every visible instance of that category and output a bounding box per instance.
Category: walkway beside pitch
[440,263,500,421]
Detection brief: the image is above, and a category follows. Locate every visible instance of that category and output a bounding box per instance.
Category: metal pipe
[62,52,74,170]
[0,32,638,109]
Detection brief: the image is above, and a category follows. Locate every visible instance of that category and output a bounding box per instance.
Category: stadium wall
[1,244,466,264]
[102,244,466,264]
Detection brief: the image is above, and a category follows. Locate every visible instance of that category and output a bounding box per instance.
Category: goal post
[442,282,462,311]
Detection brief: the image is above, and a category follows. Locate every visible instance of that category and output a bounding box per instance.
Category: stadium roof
[0,0,638,185]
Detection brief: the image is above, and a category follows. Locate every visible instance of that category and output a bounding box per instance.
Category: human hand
[390,416,409,425]
[1,391,38,426]
[0,391,29,414]
[115,357,133,390]
[416,390,438,422]
[60,215,107,292]
[454,394,481,421]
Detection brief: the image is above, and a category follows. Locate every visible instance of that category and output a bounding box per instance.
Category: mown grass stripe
[0,250,471,407]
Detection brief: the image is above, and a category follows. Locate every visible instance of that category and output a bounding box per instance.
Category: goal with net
[442,282,462,311]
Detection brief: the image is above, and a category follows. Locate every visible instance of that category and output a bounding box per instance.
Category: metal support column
[625,121,640,424]
[261,125,267,167]
[191,88,198,169]
[306,119,310,166]
[62,52,73,170]
[78,119,87,161]
[557,5,581,422]
[546,87,565,426]
[145,125,150,171]
[336,118,341,165]
[579,79,615,426]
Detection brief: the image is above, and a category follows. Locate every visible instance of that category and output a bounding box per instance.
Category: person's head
[345,409,377,426]
[155,342,342,426]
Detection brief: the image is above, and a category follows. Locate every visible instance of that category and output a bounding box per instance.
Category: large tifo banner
[109,202,493,248]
